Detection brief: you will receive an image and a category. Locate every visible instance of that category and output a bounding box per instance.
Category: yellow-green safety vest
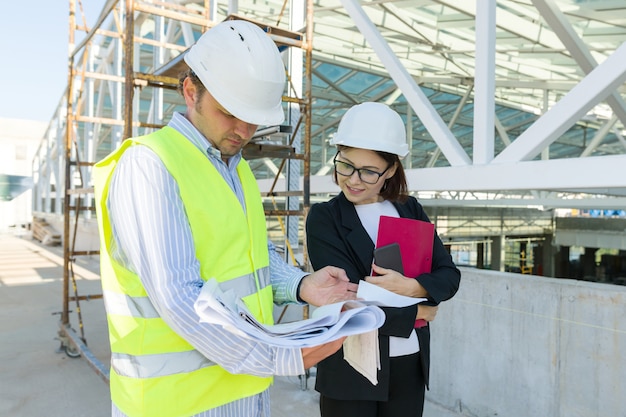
[93,127,274,417]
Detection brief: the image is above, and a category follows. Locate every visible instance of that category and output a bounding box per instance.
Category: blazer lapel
[393,200,413,219]
[337,193,374,279]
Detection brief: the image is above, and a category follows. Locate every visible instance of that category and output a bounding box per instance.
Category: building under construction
[12,1,626,416]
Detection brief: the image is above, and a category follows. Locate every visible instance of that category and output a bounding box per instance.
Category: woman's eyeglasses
[333,155,390,184]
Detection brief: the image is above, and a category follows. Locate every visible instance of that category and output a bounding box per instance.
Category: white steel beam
[494,116,511,147]
[493,41,626,163]
[340,0,471,166]
[151,14,165,126]
[473,0,496,164]
[427,86,473,168]
[613,127,626,151]
[417,197,626,211]
[436,0,564,50]
[403,155,626,192]
[285,1,305,253]
[258,154,626,194]
[580,116,617,158]
[531,0,626,126]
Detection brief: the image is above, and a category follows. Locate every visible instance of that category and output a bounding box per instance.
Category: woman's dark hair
[177,69,206,98]
[333,146,408,203]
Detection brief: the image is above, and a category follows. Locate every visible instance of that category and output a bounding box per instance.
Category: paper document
[357,280,427,307]
[343,280,427,385]
[194,279,385,348]
[343,330,380,385]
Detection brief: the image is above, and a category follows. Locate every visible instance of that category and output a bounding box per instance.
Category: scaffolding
[51,0,314,383]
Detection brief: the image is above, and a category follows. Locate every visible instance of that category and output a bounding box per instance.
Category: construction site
[1,1,626,416]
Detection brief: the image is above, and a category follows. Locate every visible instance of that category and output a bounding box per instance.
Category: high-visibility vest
[93,127,274,417]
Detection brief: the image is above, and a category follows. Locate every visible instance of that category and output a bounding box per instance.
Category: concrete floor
[0,233,458,417]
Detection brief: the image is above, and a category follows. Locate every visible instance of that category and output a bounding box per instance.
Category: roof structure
[229,0,626,210]
[35,0,626,211]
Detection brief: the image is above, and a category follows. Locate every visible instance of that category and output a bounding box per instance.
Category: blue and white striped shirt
[108,112,308,417]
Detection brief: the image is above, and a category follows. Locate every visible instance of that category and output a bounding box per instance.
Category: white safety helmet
[330,102,409,158]
[184,20,286,126]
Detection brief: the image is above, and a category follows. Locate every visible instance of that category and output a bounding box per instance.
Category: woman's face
[334,147,396,205]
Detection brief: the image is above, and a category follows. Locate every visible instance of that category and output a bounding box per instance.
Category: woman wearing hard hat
[306,102,461,417]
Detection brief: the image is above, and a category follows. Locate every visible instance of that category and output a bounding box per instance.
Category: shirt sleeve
[268,240,308,305]
[107,145,304,377]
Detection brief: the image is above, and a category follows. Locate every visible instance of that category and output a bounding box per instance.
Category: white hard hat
[330,102,409,158]
[184,20,286,126]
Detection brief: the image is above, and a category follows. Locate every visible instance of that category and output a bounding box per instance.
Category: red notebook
[376,215,435,328]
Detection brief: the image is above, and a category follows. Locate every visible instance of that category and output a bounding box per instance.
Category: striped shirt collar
[167,112,243,168]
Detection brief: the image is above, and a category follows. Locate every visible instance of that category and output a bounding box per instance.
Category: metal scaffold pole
[57,0,110,384]
[55,0,316,389]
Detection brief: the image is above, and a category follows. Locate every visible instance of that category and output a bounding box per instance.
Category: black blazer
[306,192,460,401]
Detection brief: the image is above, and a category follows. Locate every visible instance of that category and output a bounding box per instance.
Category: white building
[0,118,47,233]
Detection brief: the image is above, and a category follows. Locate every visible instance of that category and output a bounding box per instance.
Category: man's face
[183,77,258,162]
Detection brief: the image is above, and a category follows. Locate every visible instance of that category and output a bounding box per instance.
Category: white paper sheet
[356,279,427,307]
[342,280,428,385]
[343,330,380,385]
[194,278,386,348]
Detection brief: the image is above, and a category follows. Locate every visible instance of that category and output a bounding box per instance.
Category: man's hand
[365,263,428,298]
[301,337,346,369]
[298,266,358,307]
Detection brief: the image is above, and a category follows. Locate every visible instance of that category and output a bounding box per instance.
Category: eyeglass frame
[332,153,391,184]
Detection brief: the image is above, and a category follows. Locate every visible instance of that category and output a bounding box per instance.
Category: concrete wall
[427,267,626,417]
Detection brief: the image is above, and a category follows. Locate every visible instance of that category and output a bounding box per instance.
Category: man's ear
[182,77,197,107]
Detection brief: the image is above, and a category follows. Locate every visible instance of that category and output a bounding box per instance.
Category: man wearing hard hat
[93,20,357,417]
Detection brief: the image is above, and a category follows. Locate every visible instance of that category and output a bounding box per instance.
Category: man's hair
[333,146,409,203]
[177,69,206,98]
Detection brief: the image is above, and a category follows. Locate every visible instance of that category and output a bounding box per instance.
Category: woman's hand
[365,263,428,298]
[417,304,438,322]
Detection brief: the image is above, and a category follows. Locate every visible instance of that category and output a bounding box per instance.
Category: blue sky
[0,2,105,122]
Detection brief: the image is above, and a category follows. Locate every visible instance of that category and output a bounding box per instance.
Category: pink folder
[376,215,435,328]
